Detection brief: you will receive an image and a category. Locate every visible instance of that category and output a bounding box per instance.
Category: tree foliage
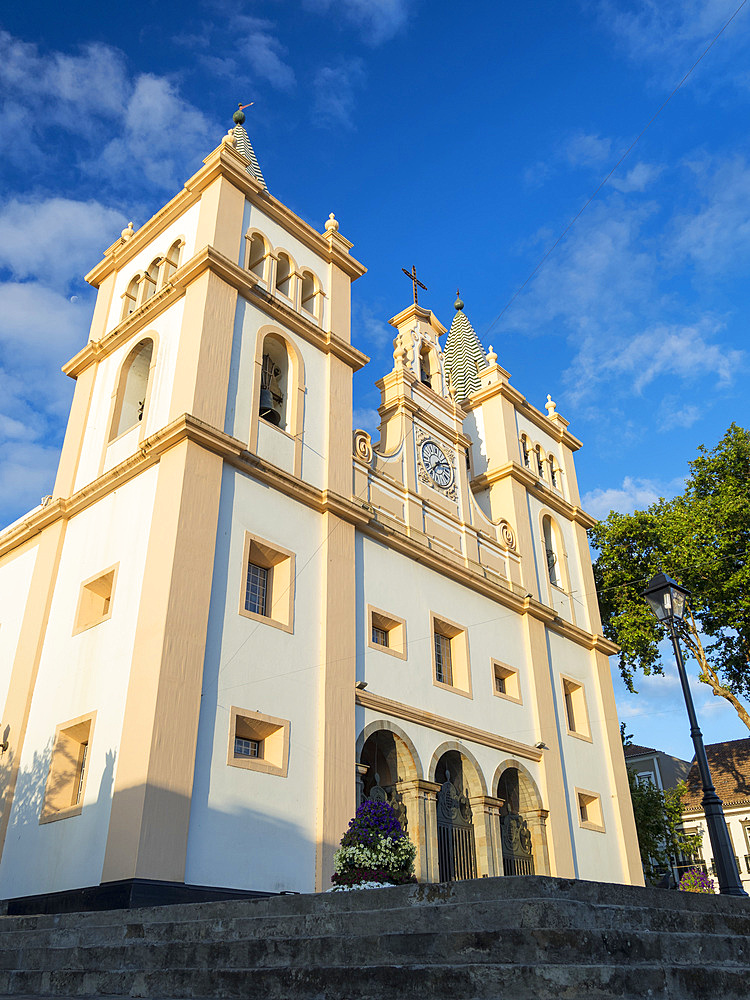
[627,770,702,884]
[590,424,750,729]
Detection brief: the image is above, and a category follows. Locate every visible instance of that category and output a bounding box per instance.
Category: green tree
[627,770,702,883]
[590,424,750,730]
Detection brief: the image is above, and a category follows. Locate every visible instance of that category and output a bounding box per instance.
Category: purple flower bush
[678,866,716,894]
[331,800,417,890]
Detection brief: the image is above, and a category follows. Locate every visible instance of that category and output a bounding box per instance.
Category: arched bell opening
[433,748,482,882]
[258,334,289,429]
[358,728,419,835]
[495,762,550,876]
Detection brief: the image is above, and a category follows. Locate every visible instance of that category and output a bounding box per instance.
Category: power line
[483,0,749,341]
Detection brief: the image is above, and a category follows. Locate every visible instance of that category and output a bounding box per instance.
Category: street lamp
[642,571,747,896]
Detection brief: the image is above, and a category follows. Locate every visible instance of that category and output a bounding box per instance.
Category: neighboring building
[680,738,750,892]
[0,114,643,910]
[623,744,691,792]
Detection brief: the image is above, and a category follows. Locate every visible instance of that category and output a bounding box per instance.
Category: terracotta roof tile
[682,738,750,812]
[623,744,658,757]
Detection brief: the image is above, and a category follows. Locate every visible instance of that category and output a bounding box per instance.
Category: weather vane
[233,102,255,125]
[401,265,427,305]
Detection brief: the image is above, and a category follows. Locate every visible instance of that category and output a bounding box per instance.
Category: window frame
[227,706,290,777]
[430,611,472,698]
[560,674,592,742]
[576,787,605,833]
[367,605,407,660]
[72,564,119,636]
[491,659,522,704]
[39,712,97,824]
[238,531,295,634]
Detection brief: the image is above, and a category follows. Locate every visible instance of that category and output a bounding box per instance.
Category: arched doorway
[434,749,479,882]
[495,763,549,876]
[358,728,419,834]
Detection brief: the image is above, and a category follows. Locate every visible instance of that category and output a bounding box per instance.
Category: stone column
[400,779,440,882]
[527,807,551,875]
[470,795,505,877]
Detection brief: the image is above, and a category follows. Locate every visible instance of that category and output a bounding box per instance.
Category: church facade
[0,117,642,907]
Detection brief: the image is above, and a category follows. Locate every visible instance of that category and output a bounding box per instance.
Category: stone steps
[0,876,748,998]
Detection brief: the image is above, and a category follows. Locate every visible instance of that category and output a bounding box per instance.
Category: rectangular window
[245,562,269,617]
[228,707,290,777]
[492,661,522,704]
[561,676,592,741]
[430,612,472,697]
[367,607,407,659]
[576,789,605,833]
[239,532,295,633]
[372,625,388,647]
[234,736,261,758]
[434,632,453,686]
[73,565,118,635]
[40,713,96,824]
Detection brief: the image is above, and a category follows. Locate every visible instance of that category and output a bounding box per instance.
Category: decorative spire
[442,296,488,404]
[231,104,267,190]
[454,289,464,311]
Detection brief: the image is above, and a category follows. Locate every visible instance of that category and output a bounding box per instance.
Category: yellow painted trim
[491,659,522,705]
[238,530,295,634]
[39,711,97,824]
[560,673,593,743]
[465,378,583,452]
[575,786,606,833]
[471,462,597,529]
[429,610,473,699]
[227,706,290,778]
[71,562,119,636]
[367,605,407,660]
[356,689,542,762]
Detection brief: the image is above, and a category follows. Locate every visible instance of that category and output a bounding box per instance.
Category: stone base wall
[0,876,748,999]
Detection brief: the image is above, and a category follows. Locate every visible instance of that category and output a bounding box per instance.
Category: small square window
[40,713,96,824]
[228,707,290,777]
[561,676,592,741]
[367,607,407,660]
[576,789,605,833]
[239,532,295,633]
[73,565,118,635]
[430,612,472,697]
[492,661,522,704]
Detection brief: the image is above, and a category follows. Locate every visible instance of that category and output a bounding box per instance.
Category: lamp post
[642,572,747,896]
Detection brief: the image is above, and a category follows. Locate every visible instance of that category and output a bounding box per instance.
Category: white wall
[185,466,325,893]
[0,468,158,899]
[103,203,201,336]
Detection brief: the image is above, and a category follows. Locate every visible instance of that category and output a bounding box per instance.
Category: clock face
[421,440,454,489]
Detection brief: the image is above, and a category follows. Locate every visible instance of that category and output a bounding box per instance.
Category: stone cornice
[65,246,369,379]
[471,461,597,529]
[467,379,583,452]
[0,416,612,655]
[85,143,366,288]
[355,689,543,762]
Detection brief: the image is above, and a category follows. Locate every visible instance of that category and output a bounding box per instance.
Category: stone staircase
[0,875,748,999]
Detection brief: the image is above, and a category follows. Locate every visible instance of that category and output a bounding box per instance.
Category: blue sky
[1,0,748,760]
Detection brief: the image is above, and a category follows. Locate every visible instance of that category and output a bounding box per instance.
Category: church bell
[259,352,282,425]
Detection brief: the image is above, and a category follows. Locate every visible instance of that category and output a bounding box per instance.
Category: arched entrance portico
[431,746,486,883]
[494,760,550,876]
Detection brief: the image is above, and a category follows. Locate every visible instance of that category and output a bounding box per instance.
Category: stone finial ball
[233,110,246,125]
[455,296,464,311]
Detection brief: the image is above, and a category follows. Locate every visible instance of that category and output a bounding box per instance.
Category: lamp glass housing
[642,572,690,624]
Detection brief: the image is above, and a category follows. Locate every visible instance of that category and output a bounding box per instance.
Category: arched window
[419,346,439,390]
[259,334,289,430]
[247,233,268,280]
[110,339,154,440]
[142,258,160,304]
[520,435,531,469]
[162,241,181,284]
[275,253,292,298]
[542,515,562,588]
[121,276,139,320]
[300,270,319,318]
[535,445,546,479]
[549,456,560,489]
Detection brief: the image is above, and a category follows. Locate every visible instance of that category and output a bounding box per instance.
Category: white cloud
[235,16,296,90]
[657,395,701,430]
[353,301,393,346]
[582,475,681,518]
[0,198,124,291]
[564,131,612,167]
[352,407,381,434]
[609,161,663,193]
[304,0,411,44]
[313,59,365,128]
